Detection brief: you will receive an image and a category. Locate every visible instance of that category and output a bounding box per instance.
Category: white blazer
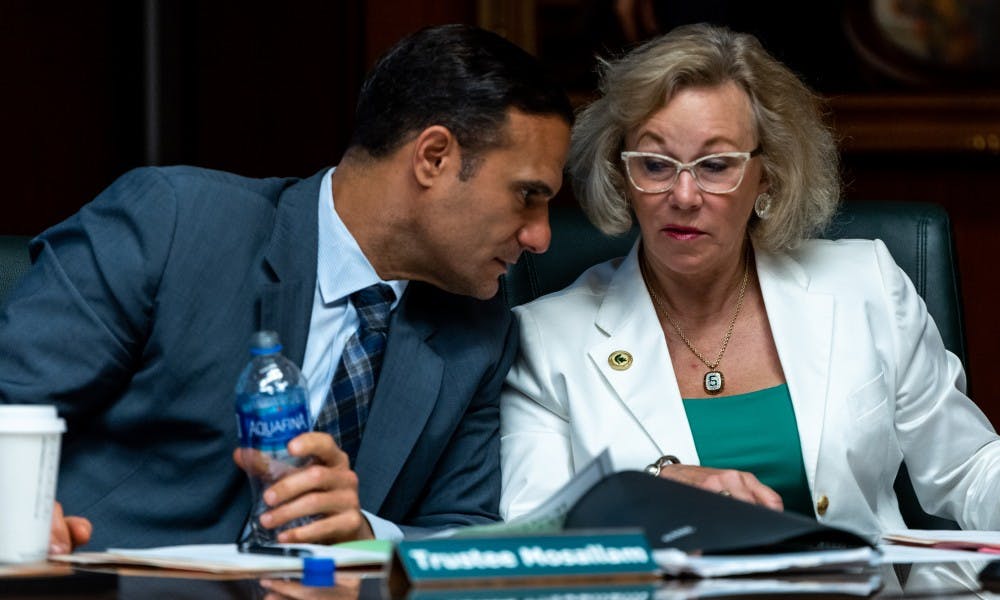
[500,239,1000,539]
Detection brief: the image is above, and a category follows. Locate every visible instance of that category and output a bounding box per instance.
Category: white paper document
[656,573,884,598]
[883,529,1000,549]
[877,543,998,565]
[878,529,1000,564]
[653,546,880,578]
[52,541,391,573]
[436,449,615,538]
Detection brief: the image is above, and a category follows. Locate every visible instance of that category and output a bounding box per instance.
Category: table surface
[2,560,1000,599]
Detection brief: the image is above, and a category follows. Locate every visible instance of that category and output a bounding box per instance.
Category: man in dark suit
[0,24,572,551]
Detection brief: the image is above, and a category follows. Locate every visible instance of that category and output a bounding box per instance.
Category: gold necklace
[640,250,750,395]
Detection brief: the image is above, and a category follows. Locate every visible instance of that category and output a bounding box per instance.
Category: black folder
[563,471,873,554]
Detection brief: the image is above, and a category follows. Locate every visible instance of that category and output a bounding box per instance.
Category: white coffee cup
[0,405,66,563]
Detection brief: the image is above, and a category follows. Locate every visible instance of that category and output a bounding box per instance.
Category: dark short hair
[350,24,573,170]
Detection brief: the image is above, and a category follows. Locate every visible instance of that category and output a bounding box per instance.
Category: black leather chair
[503,200,965,530]
[0,235,31,308]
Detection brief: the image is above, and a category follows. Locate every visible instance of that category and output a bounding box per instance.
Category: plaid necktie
[314,283,395,464]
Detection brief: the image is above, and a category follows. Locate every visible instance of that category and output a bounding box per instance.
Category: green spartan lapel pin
[608,350,633,371]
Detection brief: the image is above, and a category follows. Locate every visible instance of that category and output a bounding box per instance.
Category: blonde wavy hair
[569,23,840,251]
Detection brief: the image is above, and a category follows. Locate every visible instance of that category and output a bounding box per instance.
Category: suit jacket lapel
[253,169,444,515]
[258,170,327,365]
[756,250,833,490]
[585,243,700,465]
[355,285,442,513]
[259,282,313,367]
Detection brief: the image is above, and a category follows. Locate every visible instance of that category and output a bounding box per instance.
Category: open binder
[428,453,878,583]
[563,470,873,554]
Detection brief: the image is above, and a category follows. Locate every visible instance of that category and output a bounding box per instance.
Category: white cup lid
[0,404,66,434]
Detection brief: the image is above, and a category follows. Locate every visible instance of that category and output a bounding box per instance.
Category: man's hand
[658,465,784,510]
[49,501,92,555]
[233,432,374,544]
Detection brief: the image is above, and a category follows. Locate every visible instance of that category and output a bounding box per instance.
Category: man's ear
[412,125,459,188]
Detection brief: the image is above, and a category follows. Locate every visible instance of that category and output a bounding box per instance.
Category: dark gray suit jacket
[0,167,515,549]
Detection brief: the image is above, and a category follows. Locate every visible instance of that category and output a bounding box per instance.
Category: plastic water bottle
[235,330,314,545]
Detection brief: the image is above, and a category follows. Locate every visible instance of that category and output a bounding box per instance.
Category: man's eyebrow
[520,180,555,197]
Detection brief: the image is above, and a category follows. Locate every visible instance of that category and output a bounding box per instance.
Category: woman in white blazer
[500,24,1000,540]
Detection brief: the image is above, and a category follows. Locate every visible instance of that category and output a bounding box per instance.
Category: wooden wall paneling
[149,0,365,178]
[3,1,370,235]
[477,0,537,55]
[362,0,475,67]
[831,94,1000,154]
[1,1,144,235]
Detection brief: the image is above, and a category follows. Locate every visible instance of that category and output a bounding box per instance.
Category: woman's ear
[412,125,458,188]
[756,176,770,198]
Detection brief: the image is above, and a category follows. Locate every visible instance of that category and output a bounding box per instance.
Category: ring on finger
[719,489,732,497]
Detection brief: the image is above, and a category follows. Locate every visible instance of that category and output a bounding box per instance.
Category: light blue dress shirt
[300,167,408,540]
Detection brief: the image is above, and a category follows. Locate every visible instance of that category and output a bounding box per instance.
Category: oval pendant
[704,370,724,394]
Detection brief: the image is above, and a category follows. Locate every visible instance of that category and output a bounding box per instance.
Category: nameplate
[406,582,659,599]
[388,530,658,593]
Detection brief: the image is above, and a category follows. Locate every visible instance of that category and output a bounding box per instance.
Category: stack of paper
[51,541,391,574]
[658,573,884,598]
[883,529,1000,554]
[653,546,879,578]
[879,529,1000,564]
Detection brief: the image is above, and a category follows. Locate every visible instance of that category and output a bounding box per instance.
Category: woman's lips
[662,225,704,240]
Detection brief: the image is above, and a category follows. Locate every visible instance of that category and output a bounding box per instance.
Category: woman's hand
[659,465,784,510]
[49,501,92,555]
[233,432,374,544]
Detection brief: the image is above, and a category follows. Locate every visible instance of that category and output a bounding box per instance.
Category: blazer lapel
[756,250,833,490]
[258,170,327,365]
[253,169,443,515]
[585,244,700,465]
[259,282,314,367]
[354,286,442,513]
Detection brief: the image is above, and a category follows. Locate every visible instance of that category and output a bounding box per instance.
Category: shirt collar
[316,167,407,307]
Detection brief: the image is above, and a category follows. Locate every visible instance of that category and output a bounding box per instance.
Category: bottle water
[235,330,314,546]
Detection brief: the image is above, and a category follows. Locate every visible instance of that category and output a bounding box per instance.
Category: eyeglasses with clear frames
[620,146,763,194]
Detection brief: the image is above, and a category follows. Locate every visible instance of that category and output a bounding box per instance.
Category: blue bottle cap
[249,330,283,355]
[302,556,336,587]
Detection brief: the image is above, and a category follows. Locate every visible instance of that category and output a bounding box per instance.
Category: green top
[682,383,814,518]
